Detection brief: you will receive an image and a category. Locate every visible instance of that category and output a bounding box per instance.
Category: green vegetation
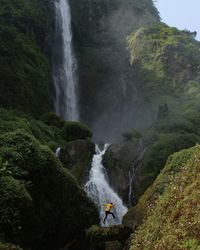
[106,23,200,204]
[0,243,22,250]
[0,108,65,151]
[86,225,131,250]
[125,145,200,250]
[62,121,92,142]
[41,112,65,129]
[63,139,95,184]
[69,0,159,128]
[0,0,52,116]
[0,130,99,250]
[128,23,200,99]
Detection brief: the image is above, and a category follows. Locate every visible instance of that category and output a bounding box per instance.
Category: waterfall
[53,0,79,121]
[55,147,61,158]
[128,140,146,206]
[84,144,128,226]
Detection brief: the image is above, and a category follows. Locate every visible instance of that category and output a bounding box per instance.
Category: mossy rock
[86,225,132,250]
[0,243,22,250]
[105,241,122,250]
[62,121,92,142]
[0,129,99,250]
[0,176,32,245]
[103,141,140,204]
[41,112,65,129]
[60,139,95,184]
[0,108,65,151]
[124,145,200,249]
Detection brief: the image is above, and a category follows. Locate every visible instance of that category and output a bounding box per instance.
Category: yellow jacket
[104,203,114,212]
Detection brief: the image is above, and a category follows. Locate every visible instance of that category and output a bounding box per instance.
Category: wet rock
[60,139,95,184]
[105,240,122,250]
[86,225,132,250]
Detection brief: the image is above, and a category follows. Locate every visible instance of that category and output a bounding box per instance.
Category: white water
[53,0,79,120]
[84,144,128,226]
[55,147,61,158]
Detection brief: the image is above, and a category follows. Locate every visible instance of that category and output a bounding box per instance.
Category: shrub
[62,121,92,142]
[0,129,99,250]
[41,112,65,129]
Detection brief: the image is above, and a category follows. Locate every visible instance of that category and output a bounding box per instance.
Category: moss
[41,112,65,129]
[0,108,65,151]
[62,121,92,142]
[0,130,99,250]
[0,0,53,116]
[0,243,22,250]
[125,145,200,250]
[0,176,32,245]
[128,23,200,99]
[86,225,132,250]
[59,138,95,184]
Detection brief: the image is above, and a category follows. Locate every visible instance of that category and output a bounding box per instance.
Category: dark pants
[103,211,115,223]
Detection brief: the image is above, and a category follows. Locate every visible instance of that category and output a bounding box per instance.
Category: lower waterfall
[84,144,128,226]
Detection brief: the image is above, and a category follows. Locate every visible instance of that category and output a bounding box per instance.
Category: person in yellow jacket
[103,202,116,224]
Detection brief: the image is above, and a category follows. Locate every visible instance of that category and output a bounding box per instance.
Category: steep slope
[124,145,200,250]
[127,23,200,127]
[0,0,53,116]
[0,129,99,250]
[103,23,200,205]
[69,0,160,141]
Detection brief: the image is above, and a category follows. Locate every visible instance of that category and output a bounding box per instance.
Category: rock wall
[69,0,160,141]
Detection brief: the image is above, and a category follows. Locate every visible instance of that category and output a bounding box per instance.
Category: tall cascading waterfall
[85,144,128,226]
[53,0,79,120]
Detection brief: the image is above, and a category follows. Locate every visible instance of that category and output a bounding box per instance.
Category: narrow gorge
[0,0,200,250]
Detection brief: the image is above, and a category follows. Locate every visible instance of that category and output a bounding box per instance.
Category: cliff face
[69,0,159,141]
[0,0,53,117]
[128,23,200,107]
[103,24,200,205]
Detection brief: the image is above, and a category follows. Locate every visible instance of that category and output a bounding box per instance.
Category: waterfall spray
[85,144,128,226]
[53,0,79,121]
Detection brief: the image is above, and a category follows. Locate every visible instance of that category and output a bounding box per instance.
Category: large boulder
[61,121,92,142]
[60,138,95,185]
[103,138,141,205]
[0,129,99,250]
[86,225,132,250]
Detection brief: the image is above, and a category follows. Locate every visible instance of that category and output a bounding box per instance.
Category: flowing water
[84,144,128,226]
[128,140,146,206]
[55,147,61,158]
[53,0,79,120]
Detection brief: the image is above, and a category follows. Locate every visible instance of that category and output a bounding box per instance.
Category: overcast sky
[155,0,200,40]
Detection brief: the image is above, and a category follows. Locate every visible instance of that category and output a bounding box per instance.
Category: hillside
[0,0,53,116]
[124,145,200,249]
[103,23,200,206]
